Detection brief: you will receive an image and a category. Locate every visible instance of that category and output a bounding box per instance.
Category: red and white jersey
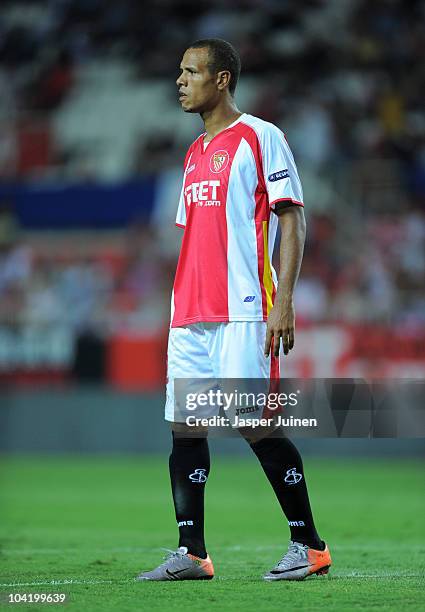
[171,113,304,328]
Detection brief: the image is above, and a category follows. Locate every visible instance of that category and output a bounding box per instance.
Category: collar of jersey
[201,113,246,153]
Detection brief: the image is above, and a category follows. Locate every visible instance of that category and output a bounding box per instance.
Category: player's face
[176,48,219,113]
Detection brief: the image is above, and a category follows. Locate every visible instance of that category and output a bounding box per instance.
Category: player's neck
[201,101,242,142]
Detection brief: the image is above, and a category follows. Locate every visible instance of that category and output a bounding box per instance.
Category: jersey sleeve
[259,125,304,210]
[175,149,194,229]
[175,181,186,228]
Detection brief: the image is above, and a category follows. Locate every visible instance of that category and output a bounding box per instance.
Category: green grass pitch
[0,455,424,611]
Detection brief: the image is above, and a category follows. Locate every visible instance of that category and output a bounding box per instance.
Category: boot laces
[155,547,188,569]
[276,541,308,569]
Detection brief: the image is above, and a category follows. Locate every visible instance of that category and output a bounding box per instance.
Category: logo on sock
[284,467,303,485]
[288,520,305,526]
[189,468,208,483]
[178,520,194,527]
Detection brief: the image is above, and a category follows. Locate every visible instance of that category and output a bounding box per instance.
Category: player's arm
[264,204,306,358]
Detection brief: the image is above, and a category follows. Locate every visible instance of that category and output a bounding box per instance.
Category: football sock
[249,432,324,550]
[169,432,210,559]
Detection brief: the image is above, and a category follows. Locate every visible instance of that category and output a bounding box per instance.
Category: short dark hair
[188,38,241,96]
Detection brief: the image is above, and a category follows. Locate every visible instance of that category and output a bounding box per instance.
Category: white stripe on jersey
[226,137,263,321]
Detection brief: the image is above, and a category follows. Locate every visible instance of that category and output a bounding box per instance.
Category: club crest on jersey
[210,150,229,173]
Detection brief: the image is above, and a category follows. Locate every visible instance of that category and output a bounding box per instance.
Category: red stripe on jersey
[172,207,230,326]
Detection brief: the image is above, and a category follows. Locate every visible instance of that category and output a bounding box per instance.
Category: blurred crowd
[0,207,174,335]
[0,204,424,337]
[0,0,424,346]
[0,0,424,192]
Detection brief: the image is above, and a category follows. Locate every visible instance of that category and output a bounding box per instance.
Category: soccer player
[137,39,331,581]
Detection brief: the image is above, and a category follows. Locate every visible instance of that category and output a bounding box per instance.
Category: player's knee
[239,424,283,445]
[171,422,208,438]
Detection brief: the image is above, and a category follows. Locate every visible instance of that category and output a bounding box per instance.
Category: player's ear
[216,70,231,91]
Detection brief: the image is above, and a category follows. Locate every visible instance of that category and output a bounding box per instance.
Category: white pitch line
[339,573,424,579]
[0,579,128,588]
[0,573,423,588]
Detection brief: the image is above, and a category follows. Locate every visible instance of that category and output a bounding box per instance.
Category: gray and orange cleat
[136,546,214,581]
[263,541,331,581]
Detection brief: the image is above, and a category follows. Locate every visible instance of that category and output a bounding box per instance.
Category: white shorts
[165,321,280,423]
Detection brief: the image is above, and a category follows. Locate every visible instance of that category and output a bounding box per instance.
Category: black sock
[169,432,210,558]
[249,433,323,549]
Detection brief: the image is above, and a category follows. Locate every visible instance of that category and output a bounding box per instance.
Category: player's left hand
[264,298,295,357]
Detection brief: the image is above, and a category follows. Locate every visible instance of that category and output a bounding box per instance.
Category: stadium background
[0,0,424,609]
